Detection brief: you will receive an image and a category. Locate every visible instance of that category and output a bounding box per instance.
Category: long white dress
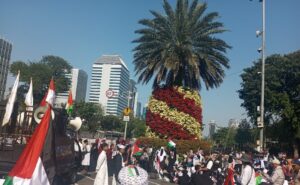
[82,144,91,166]
[94,151,108,185]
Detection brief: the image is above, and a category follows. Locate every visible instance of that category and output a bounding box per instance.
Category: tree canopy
[133,0,231,90]
[10,55,72,104]
[238,50,300,153]
[72,102,104,135]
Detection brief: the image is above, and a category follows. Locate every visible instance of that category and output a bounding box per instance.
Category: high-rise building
[129,79,138,117]
[55,68,88,106]
[209,120,216,139]
[89,55,129,116]
[228,118,239,128]
[136,101,142,118]
[0,38,12,100]
[142,104,148,120]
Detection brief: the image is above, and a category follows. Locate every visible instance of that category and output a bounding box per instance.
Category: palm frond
[133,0,231,90]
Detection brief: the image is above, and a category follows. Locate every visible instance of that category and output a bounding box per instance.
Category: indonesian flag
[65,90,73,115]
[3,107,55,185]
[40,79,55,107]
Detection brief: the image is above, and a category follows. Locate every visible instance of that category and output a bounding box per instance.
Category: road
[75,172,174,185]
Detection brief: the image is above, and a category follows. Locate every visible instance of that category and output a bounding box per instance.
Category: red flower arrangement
[146,86,203,140]
[152,87,202,122]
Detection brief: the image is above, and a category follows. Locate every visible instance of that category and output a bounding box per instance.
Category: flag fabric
[45,79,55,107]
[255,173,262,185]
[65,90,73,115]
[40,79,55,107]
[2,71,20,126]
[24,78,33,107]
[39,92,48,107]
[167,139,176,149]
[25,78,33,125]
[3,107,55,185]
[132,143,143,156]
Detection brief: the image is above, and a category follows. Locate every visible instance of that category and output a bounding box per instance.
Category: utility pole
[259,0,266,151]
[123,91,130,140]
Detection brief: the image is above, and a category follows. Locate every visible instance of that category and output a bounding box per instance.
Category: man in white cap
[112,144,126,184]
[263,158,285,185]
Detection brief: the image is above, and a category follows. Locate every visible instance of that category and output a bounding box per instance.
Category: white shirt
[207,160,213,170]
[241,165,256,185]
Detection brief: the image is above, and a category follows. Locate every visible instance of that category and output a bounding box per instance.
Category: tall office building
[129,79,138,117]
[228,118,239,128]
[136,101,142,118]
[89,55,130,116]
[0,38,12,100]
[142,103,148,120]
[209,120,216,139]
[55,68,88,106]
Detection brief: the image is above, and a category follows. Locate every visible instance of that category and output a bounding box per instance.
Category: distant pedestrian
[113,144,125,184]
[107,143,115,177]
[263,158,285,185]
[240,154,256,185]
[81,139,91,174]
[89,141,100,172]
[94,143,109,185]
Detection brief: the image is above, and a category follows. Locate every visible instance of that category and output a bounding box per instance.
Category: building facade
[228,118,239,128]
[0,38,12,100]
[55,68,88,106]
[129,79,138,117]
[136,101,142,118]
[208,120,216,139]
[142,103,148,120]
[89,55,129,116]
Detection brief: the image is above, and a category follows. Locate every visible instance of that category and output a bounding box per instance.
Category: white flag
[25,78,33,107]
[25,78,33,125]
[2,71,20,126]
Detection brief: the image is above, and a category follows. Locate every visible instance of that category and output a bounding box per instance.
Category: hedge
[137,137,212,155]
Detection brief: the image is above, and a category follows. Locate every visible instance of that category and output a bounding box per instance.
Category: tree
[100,115,123,132]
[10,55,72,104]
[133,0,231,90]
[235,119,253,149]
[127,118,147,138]
[72,102,104,136]
[238,50,300,155]
[212,127,236,148]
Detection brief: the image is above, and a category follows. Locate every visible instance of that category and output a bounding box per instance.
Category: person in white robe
[81,139,91,174]
[94,143,109,185]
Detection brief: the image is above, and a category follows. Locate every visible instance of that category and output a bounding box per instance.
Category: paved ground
[75,172,174,185]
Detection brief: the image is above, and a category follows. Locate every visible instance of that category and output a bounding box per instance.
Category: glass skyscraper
[0,38,12,100]
[89,55,129,116]
[55,68,88,107]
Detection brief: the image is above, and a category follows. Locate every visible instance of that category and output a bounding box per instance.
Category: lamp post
[121,91,131,140]
[255,0,266,151]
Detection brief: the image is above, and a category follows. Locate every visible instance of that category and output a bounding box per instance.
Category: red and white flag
[45,79,55,106]
[2,107,55,185]
[40,79,55,107]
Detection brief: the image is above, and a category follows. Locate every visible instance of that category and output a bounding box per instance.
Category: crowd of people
[74,138,300,185]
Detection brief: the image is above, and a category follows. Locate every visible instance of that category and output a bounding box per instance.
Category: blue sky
[1,0,299,136]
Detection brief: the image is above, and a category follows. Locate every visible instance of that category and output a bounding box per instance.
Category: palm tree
[133,0,231,90]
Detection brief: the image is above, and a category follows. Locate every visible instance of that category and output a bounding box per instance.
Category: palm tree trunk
[294,139,299,159]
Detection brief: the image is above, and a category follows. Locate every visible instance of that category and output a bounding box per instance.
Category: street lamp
[119,91,132,140]
[254,0,266,152]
